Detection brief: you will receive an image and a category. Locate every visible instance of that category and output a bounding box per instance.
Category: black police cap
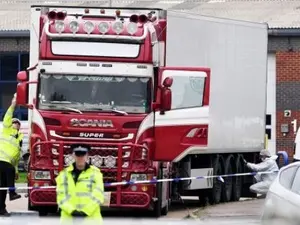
[70,144,91,153]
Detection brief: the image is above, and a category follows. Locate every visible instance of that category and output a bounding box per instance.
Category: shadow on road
[101,198,200,218]
[41,198,200,218]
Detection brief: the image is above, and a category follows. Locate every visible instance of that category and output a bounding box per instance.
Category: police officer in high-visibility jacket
[0,95,23,216]
[56,144,104,224]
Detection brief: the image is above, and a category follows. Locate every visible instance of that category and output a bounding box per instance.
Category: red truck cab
[15,6,172,216]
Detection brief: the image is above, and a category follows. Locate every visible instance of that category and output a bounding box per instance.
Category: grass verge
[16,172,27,183]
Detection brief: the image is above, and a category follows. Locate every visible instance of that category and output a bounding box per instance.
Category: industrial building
[0,0,299,158]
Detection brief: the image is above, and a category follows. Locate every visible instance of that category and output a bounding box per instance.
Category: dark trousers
[0,161,15,210]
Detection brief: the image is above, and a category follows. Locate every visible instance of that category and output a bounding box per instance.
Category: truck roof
[30,5,165,11]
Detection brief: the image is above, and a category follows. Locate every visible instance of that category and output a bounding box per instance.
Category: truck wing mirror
[17,71,28,82]
[16,82,34,109]
[161,87,172,112]
[163,77,173,88]
[160,76,173,113]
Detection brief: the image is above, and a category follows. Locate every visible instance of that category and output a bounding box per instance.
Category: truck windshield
[37,74,152,114]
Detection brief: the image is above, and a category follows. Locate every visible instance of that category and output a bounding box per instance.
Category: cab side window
[279,166,298,189]
[168,75,206,110]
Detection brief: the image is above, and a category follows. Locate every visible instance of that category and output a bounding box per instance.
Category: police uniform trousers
[0,161,16,211]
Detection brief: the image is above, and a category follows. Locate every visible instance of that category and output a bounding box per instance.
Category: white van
[294,128,300,162]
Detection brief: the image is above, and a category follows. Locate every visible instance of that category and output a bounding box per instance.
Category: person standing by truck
[56,144,104,224]
[244,149,279,198]
[0,94,23,216]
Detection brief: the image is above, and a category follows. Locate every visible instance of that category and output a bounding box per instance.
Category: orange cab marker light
[138,14,148,23]
[48,10,57,20]
[57,11,67,20]
[130,14,138,23]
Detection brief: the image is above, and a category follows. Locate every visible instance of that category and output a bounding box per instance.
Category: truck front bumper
[29,189,152,209]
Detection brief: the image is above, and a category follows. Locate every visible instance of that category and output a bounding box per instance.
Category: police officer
[56,144,104,224]
[0,95,23,216]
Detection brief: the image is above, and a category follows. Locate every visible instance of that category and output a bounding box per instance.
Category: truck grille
[61,144,131,169]
[48,141,149,186]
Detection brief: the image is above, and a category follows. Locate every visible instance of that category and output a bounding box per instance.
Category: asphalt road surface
[5,183,267,224]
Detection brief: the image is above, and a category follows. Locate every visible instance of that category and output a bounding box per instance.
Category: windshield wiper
[50,101,79,104]
[47,105,83,114]
[88,107,128,116]
[63,107,83,114]
[46,101,83,114]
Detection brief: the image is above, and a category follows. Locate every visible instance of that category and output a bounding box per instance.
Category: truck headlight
[55,21,65,33]
[112,21,124,34]
[32,170,51,180]
[53,159,59,166]
[64,154,74,166]
[91,155,103,167]
[130,173,147,181]
[122,161,129,168]
[141,143,148,159]
[51,148,59,155]
[104,155,116,168]
[69,21,79,33]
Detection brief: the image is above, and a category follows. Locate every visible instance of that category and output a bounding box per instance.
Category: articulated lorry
[15,5,268,216]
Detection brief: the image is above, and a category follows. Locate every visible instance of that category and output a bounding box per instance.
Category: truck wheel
[27,198,35,211]
[38,206,57,217]
[198,191,209,207]
[208,155,224,205]
[27,162,34,211]
[221,155,234,202]
[161,199,169,216]
[38,209,48,217]
[231,154,243,201]
[23,154,30,172]
[153,167,163,217]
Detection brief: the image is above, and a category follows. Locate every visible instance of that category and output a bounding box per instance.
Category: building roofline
[268,28,300,36]
[0,30,30,37]
[1,28,300,38]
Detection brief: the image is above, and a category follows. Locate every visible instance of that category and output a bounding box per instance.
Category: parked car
[0,120,30,172]
[261,161,300,225]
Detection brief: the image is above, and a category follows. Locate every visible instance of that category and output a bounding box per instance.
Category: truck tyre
[38,209,48,217]
[208,155,224,205]
[198,193,208,207]
[161,199,170,216]
[27,159,34,211]
[221,155,234,202]
[153,167,163,217]
[231,154,243,201]
[241,155,257,198]
[28,198,35,211]
[38,206,57,217]
[23,154,30,172]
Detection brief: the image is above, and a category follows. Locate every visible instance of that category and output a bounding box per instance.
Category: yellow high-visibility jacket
[55,164,105,224]
[0,105,23,173]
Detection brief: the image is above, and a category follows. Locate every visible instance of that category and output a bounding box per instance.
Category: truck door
[153,67,210,162]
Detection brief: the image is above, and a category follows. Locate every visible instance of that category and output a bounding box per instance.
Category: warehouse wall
[0,37,29,52]
[269,36,300,160]
[0,37,29,120]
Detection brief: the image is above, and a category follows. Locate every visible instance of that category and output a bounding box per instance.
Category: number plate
[103,192,111,207]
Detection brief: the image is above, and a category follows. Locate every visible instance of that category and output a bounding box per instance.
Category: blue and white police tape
[0,170,278,191]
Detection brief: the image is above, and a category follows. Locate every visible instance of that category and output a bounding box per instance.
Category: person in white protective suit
[244,149,279,197]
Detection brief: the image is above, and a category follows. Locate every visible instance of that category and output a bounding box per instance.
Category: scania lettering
[15,6,268,217]
[70,118,114,128]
